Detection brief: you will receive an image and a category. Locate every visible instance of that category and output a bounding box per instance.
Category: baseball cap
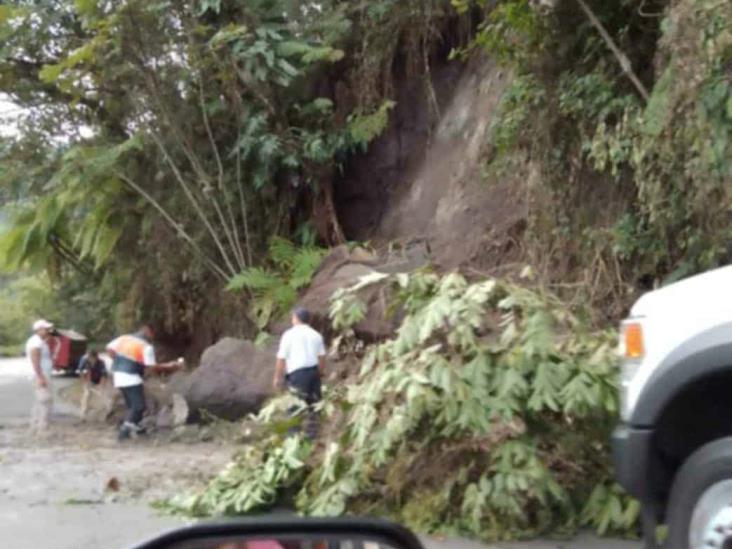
[32,319,54,331]
[292,307,310,323]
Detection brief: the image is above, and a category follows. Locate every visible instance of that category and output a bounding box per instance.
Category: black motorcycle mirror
[127,517,425,549]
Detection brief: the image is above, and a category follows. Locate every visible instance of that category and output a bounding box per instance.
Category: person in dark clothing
[78,350,107,383]
[78,350,110,419]
[273,307,326,439]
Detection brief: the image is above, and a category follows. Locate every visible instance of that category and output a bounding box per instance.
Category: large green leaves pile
[167,271,636,541]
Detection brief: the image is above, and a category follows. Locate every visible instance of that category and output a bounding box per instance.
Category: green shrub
[227,237,327,329]
[168,271,636,541]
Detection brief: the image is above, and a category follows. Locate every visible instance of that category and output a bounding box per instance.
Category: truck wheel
[666,437,732,548]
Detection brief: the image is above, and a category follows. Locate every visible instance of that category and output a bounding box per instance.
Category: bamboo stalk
[197,76,247,270]
[144,68,243,273]
[116,172,229,281]
[236,127,254,267]
[140,131,238,277]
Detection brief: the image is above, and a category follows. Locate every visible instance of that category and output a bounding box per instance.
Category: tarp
[56,329,87,341]
[51,329,88,370]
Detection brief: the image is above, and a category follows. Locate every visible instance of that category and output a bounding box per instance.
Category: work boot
[117,426,131,442]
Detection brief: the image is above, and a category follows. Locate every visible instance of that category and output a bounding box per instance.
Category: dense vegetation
[166,272,634,540]
[2,0,732,542]
[470,0,732,320]
[0,0,450,345]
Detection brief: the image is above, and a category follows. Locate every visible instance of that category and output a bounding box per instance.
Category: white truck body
[621,265,732,421]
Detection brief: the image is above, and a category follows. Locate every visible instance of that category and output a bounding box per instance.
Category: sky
[0,94,21,137]
[0,92,95,141]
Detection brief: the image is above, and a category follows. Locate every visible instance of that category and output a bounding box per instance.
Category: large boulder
[296,243,435,341]
[294,245,402,342]
[178,337,274,420]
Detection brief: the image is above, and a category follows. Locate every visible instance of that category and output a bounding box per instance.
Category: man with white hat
[25,319,55,434]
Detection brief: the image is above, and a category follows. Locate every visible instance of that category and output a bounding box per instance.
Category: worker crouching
[106,324,181,441]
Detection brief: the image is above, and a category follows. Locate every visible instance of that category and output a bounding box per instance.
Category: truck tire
[666,437,732,548]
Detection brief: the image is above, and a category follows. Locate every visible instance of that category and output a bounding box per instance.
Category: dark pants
[286,366,321,439]
[119,384,145,435]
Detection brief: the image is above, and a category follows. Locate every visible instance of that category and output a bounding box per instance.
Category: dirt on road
[0,358,234,549]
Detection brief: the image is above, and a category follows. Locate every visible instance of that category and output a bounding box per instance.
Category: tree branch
[575,0,650,102]
[47,233,95,278]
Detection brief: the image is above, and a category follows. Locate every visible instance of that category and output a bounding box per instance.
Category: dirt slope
[335,56,527,271]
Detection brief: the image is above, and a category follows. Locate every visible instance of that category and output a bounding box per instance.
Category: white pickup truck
[614,266,732,548]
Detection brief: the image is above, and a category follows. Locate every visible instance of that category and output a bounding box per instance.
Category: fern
[347,100,396,149]
[227,267,283,292]
[290,247,324,289]
[268,236,297,269]
[227,237,326,328]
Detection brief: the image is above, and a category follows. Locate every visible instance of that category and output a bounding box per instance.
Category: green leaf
[312,98,334,112]
[278,58,299,77]
[74,0,97,16]
[198,0,221,15]
[39,64,65,84]
[642,66,674,136]
[92,224,121,268]
[227,267,282,292]
[347,100,396,147]
[268,237,297,269]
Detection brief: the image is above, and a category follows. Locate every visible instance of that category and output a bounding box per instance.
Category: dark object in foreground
[127,516,424,549]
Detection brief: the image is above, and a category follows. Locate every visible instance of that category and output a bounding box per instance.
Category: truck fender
[631,322,732,427]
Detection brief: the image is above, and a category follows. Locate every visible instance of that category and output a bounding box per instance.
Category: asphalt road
[0,357,184,549]
[0,357,641,549]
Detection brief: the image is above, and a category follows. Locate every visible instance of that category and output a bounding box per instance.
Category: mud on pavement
[0,359,237,549]
[0,417,235,505]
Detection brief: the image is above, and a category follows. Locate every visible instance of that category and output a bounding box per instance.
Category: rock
[269,245,396,341]
[179,337,274,420]
[171,393,189,426]
[154,392,189,428]
[299,259,398,341]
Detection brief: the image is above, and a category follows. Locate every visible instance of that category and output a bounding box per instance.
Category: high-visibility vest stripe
[110,335,146,364]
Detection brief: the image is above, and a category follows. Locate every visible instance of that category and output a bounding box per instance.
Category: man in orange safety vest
[106,324,180,441]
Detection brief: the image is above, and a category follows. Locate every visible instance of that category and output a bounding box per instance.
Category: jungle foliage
[4,0,731,542]
[0,0,456,339]
[468,0,732,318]
[226,236,326,330]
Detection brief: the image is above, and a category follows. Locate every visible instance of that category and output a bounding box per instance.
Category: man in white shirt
[106,324,180,440]
[273,307,326,438]
[25,319,55,434]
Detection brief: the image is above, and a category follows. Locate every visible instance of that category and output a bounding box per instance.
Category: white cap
[32,319,54,331]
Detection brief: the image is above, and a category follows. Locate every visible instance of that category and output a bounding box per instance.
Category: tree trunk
[312,169,346,246]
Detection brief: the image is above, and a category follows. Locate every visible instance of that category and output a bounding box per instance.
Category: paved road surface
[0,357,185,548]
[0,357,640,549]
